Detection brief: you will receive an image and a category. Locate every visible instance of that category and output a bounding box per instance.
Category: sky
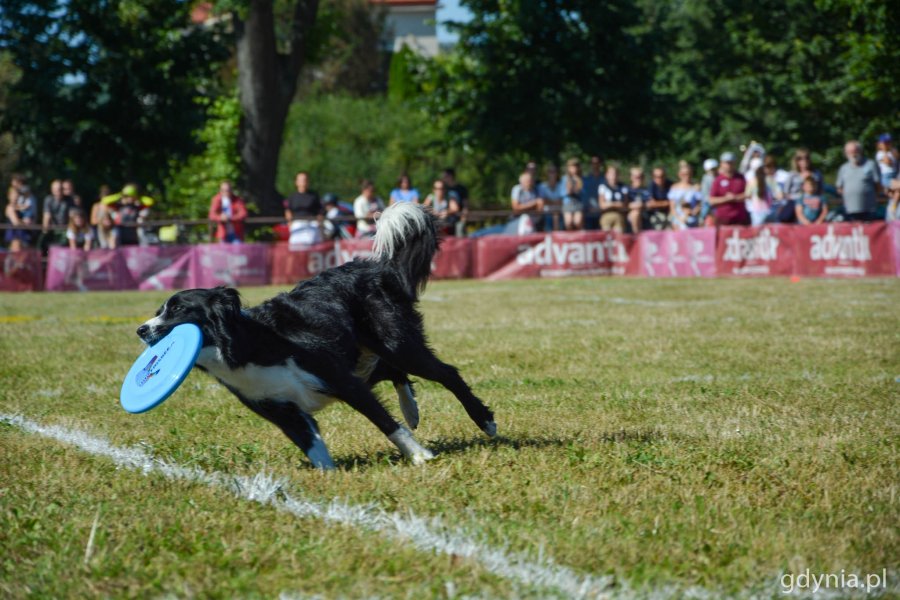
[436,0,473,43]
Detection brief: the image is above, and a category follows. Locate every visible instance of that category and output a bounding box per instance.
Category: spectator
[390,173,420,205]
[442,167,468,236]
[110,184,152,246]
[699,158,718,226]
[709,152,750,226]
[90,184,111,241]
[668,161,701,230]
[61,179,82,208]
[875,133,898,188]
[42,179,75,247]
[538,163,564,231]
[739,141,766,180]
[284,171,323,246]
[763,156,785,201]
[322,193,355,240]
[66,209,93,251]
[886,179,900,222]
[795,175,829,225]
[561,158,585,231]
[784,149,823,200]
[745,166,772,226]
[353,179,384,237]
[4,179,36,251]
[598,165,628,232]
[423,179,460,234]
[94,206,117,249]
[625,166,649,234]
[646,167,672,230]
[510,170,544,232]
[836,140,880,222]
[209,181,248,243]
[582,155,605,229]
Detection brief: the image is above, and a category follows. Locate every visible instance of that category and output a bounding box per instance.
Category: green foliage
[0,51,21,190]
[164,93,242,219]
[387,45,418,102]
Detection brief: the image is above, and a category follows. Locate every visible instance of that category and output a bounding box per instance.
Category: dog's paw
[482,421,497,438]
[409,447,435,466]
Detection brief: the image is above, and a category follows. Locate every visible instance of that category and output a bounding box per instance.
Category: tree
[233,0,319,214]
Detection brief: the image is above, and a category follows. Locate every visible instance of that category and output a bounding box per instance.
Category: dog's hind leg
[237,395,335,470]
[366,362,419,430]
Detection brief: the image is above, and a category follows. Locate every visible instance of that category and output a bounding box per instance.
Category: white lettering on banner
[516,236,628,267]
[308,246,374,274]
[809,225,871,262]
[722,228,780,262]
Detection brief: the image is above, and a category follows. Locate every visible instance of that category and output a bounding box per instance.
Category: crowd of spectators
[3,135,900,253]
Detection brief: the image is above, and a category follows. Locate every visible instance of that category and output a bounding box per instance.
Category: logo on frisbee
[134,341,175,387]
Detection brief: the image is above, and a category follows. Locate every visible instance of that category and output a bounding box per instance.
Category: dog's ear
[210,286,242,319]
[206,287,242,366]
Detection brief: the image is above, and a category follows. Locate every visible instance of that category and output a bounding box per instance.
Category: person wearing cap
[208,180,248,243]
[837,140,881,222]
[876,134,898,189]
[699,158,718,226]
[708,152,750,226]
[102,183,153,246]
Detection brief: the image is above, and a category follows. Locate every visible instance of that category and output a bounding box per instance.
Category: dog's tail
[373,203,439,298]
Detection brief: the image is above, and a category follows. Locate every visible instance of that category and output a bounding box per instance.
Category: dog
[137,203,495,469]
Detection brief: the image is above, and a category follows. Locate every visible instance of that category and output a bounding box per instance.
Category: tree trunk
[235,0,318,215]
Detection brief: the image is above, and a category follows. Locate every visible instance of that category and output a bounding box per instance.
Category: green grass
[1,277,898,598]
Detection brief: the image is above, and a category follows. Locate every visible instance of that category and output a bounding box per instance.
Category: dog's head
[137,287,241,346]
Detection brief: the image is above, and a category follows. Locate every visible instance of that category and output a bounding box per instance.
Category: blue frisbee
[120,323,203,414]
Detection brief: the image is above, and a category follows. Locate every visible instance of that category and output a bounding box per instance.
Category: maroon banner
[192,244,271,288]
[433,237,473,279]
[0,250,43,291]
[638,228,717,277]
[891,221,900,277]
[716,225,796,276]
[45,247,130,291]
[793,223,895,277]
[120,245,194,291]
[474,232,637,280]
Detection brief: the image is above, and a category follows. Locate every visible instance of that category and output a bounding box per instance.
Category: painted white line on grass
[1,413,620,599]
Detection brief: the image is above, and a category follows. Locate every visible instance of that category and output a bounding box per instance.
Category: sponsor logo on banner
[308,242,374,275]
[809,225,870,276]
[515,235,630,275]
[718,226,790,275]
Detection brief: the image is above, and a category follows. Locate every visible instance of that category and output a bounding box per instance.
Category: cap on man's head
[703,158,719,171]
[122,184,138,196]
[720,152,736,163]
[878,133,892,143]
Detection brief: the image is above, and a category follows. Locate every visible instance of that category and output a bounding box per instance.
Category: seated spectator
[886,179,900,222]
[322,193,356,240]
[66,209,93,251]
[709,152,750,226]
[745,166,772,226]
[645,167,672,230]
[699,159,718,226]
[209,180,248,243]
[668,161,701,230]
[423,179,460,234]
[876,134,898,188]
[510,171,544,232]
[390,173,419,205]
[598,165,628,232]
[42,179,75,248]
[795,175,829,225]
[94,205,117,249]
[561,158,585,231]
[353,179,384,237]
[4,178,36,251]
[538,163,564,231]
[582,155,605,229]
[625,166,649,234]
[284,171,324,246]
[442,167,468,236]
[784,149,823,200]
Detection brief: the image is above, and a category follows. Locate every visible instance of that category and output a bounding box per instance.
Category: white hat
[703,158,718,171]
[720,151,736,163]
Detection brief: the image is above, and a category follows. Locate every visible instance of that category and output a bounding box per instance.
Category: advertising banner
[638,228,717,277]
[793,223,895,277]
[192,243,270,288]
[0,250,43,291]
[45,247,129,291]
[891,221,900,277]
[120,245,194,290]
[716,225,796,276]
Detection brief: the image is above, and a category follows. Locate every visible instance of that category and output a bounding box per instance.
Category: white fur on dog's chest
[197,347,335,414]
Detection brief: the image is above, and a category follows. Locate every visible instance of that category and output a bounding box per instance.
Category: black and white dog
[137,203,495,469]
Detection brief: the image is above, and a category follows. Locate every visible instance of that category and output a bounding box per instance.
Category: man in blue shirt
[836,140,881,222]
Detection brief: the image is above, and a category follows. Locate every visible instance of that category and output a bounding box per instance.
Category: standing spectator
[598,165,628,232]
[90,184,111,242]
[42,179,75,247]
[625,166,649,234]
[745,166,772,226]
[875,134,898,188]
[442,167,469,236]
[886,179,900,222]
[795,175,829,225]
[66,209,93,251]
[538,163,564,231]
[784,149,823,200]
[699,158,718,227]
[709,152,750,226]
[582,155,605,229]
[510,171,544,233]
[61,179,82,208]
[390,173,419,205]
[353,179,384,237]
[561,158,585,231]
[668,161,701,230]
[423,179,460,234]
[4,179,36,251]
[284,171,324,245]
[111,184,152,246]
[209,181,248,243]
[836,140,881,222]
[739,141,766,181]
[646,167,672,230]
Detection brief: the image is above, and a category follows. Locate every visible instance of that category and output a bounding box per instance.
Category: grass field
[1,277,898,599]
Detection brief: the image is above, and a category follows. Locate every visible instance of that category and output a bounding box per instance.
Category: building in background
[371,0,438,57]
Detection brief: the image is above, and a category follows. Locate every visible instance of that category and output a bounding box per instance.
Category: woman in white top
[745,166,772,226]
[667,161,701,230]
[353,179,384,237]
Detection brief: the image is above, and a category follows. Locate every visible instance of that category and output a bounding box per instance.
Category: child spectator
[699,158,718,226]
[94,206,117,249]
[709,152,750,226]
[353,179,384,237]
[561,158,585,231]
[209,180,248,243]
[646,167,672,230]
[390,174,419,205]
[745,166,772,226]
[322,193,355,240]
[598,165,628,232]
[876,134,898,188]
[668,161,701,230]
[423,179,460,233]
[538,163,564,231]
[66,208,93,251]
[4,179,36,251]
[625,166,649,234]
[795,175,829,225]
